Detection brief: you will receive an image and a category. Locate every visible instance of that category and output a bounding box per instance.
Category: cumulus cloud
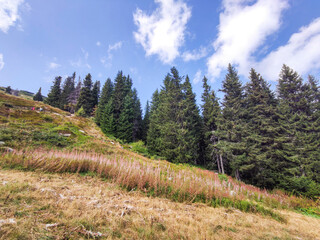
[182,46,208,62]
[96,41,101,47]
[256,17,320,81]
[0,0,25,33]
[207,0,288,80]
[133,0,191,64]
[0,54,4,71]
[193,70,202,84]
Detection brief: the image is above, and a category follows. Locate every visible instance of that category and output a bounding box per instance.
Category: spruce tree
[147,89,161,155]
[132,88,143,141]
[96,78,114,125]
[156,67,184,162]
[33,87,43,101]
[101,98,116,136]
[117,91,134,142]
[276,65,315,192]
[201,76,222,170]
[60,73,75,111]
[92,81,100,109]
[76,73,93,116]
[142,101,150,142]
[243,69,280,188]
[179,75,203,164]
[45,76,62,108]
[113,71,126,129]
[217,64,245,180]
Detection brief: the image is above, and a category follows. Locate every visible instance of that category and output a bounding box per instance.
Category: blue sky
[1,0,320,109]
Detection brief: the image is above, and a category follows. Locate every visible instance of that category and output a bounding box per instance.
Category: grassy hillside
[1,92,320,239]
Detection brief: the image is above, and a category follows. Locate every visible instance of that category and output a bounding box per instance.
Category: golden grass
[0,169,319,240]
[1,149,316,220]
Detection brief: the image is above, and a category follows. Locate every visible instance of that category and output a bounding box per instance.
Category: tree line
[42,64,320,197]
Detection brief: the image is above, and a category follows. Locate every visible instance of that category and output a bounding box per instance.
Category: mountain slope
[0,92,320,239]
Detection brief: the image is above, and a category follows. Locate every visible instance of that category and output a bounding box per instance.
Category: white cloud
[130,67,138,75]
[108,41,122,52]
[0,54,4,71]
[100,41,123,68]
[0,0,25,33]
[256,17,320,81]
[96,41,101,47]
[70,48,91,69]
[207,0,288,80]
[133,0,191,64]
[193,70,202,84]
[48,62,60,70]
[182,46,208,62]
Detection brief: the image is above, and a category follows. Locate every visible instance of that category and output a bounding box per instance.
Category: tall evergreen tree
[33,87,43,101]
[92,81,100,109]
[132,88,143,141]
[45,76,62,108]
[76,73,93,116]
[60,73,75,111]
[201,76,222,170]
[117,91,134,142]
[147,89,162,155]
[113,71,126,125]
[179,75,203,164]
[276,65,314,191]
[142,101,150,142]
[96,78,114,125]
[217,64,245,180]
[242,69,280,188]
[101,99,116,136]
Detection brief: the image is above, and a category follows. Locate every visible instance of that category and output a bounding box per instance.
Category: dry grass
[1,149,316,220]
[0,169,319,240]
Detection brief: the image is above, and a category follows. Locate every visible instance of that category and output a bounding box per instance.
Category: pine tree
[217,64,245,180]
[33,87,43,101]
[117,91,134,142]
[101,98,116,136]
[178,75,203,164]
[45,76,62,108]
[142,101,150,142]
[76,74,93,116]
[276,65,316,192]
[96,78,114,125]
[113,71,126,129]
[132,88,143,141]
[92,81,100,109]
[201,76,222,170]
[60,73,75,111]
[147,89,161,155]
[242,68,280,188]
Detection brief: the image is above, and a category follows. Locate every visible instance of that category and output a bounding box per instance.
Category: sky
[1,0,320,109]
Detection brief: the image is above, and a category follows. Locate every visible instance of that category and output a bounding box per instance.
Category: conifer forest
[42,64,320,198]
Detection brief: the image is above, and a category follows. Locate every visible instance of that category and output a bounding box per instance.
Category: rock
[0,218,16,227]
[45,223,59,229]
[59,133,71,137]
[0,147,14,153]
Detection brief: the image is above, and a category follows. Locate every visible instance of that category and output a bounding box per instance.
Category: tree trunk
[219,154,225,174]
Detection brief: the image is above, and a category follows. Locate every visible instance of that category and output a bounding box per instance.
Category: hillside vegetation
[1,92,320,239]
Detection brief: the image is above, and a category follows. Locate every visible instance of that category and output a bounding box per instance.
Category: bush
[76,107,86,117]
